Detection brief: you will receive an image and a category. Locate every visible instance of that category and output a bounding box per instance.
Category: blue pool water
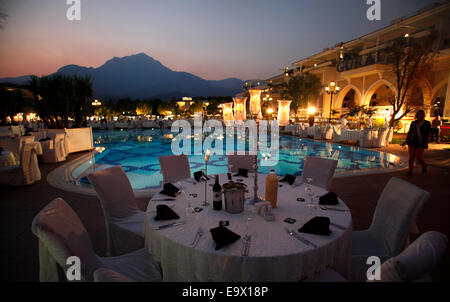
[73,129,400,190]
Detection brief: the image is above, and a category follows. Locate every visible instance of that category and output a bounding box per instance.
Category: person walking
[402,110,431,175]
[431,115,442,143]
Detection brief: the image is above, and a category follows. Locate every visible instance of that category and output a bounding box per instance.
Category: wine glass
[185,199,196,223]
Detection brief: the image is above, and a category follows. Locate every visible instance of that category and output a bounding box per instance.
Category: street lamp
[325,82,340,124]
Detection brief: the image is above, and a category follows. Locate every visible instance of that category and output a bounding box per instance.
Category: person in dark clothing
[402,110,431,175]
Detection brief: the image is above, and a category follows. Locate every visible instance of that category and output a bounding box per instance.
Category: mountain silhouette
[0,53,244,99]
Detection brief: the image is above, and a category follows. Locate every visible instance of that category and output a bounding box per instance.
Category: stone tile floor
[1,143,449,281]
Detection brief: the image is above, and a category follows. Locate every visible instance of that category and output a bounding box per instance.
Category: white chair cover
[88,166,145,256]
[359,129,373,148]
[298,124,308,138]
[300,156,338,190]
[158,155,191,184]
[324,124,333,140]
[227,154,257,173]
[0,142,42,186]
[42,133,67,163]
[94,268,132,282]
[351,177,430,281]
[313,126,324,140]
[332,125,342,143]
[31,198,161,282]
[308,231,447,282]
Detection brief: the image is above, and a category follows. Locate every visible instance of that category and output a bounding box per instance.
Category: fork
[319,205,348,212]
[241,235,251,256]
[285,228,317,248]
[191,227,204,247]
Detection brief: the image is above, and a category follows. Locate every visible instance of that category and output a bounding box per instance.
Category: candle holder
[246,125,264,205]
[202,150,211,207]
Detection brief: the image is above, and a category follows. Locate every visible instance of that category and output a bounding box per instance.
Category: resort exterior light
[222,102,234,124]
[308,107,316,115]
[233,97,247,121]
[249,88,263,119]
[92,99,102,106]
[325,82,340,124]
[277,100,292,127]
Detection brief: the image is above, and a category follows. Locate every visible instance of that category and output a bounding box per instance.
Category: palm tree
[74,75,93,127]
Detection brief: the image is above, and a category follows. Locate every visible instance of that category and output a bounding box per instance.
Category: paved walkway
[0,144,449,281]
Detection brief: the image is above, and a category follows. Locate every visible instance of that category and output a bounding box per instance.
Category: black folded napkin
[159,183,180,197]
[299,217,331,236]
[210,226,241,250]
[154,204,180,221]
[319,192,339,206]
[280,174,296,186]
[233,168,248,178]
[194,170,210,182]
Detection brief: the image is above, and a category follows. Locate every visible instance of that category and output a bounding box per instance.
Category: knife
[331,222,346,230]
[152,198,176,201]
[293,231,318,248]
[157,221,185,230]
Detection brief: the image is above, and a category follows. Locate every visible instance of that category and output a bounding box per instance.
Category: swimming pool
[69,129,401,190]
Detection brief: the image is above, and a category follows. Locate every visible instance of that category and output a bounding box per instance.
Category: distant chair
[332,125,342,143]
[227,154,257,173]
[324,124,333,140]
[351,177,430,281]
[313,126,324,140]
[298,124,308,138]
[42,133,67,163]
[158,155,191,184]
[300,156,338,190]
[31,198,161,282]
[88,166,145,256]
[359,129,374,148]
[0,142,42,186]
[307,231,448,282]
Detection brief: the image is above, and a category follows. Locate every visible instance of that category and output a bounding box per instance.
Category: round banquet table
[0,151,17,168]
[145,174,352,282]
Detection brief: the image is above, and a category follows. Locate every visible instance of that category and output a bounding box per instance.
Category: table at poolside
[0,151,17,168]
[0,136,36,158]
[341,129,362,142]
[145,174,352,282]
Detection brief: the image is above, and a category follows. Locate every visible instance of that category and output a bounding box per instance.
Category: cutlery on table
[153,198,176,202]
[191,227,204,247]
[319,205,348,212]
[241,235,252,256]
[157,221,185,230]
[285,228,318,248]
[330,222,347,231]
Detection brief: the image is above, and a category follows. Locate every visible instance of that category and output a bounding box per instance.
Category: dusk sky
[0,0,445,81]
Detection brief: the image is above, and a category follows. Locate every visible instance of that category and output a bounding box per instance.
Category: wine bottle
[213,175,222,211]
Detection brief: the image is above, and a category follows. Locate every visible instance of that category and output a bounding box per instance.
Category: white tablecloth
[0,151,17,168]
[307,127,315,136]
[341,130,362,142]
[145,174,352,282]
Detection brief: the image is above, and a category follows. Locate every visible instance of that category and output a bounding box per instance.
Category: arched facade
[362,79,398,107]
[335,84,363,109]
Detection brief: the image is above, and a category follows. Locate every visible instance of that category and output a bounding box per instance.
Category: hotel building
[264,2,450,132]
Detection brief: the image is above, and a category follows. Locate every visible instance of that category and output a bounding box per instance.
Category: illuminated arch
[336,84,363,109]
[363,79,398,106]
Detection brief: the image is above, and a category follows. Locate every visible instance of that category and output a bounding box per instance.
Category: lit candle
[205,149,211,163]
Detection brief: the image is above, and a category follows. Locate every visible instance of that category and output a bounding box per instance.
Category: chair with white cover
[94,268,133,282]
[227,154,257,173]
[324,124,333,140]
[0,142,42,186]
[31,198,161,282]
[306,231,448,282]
[298,124,308,138]
[332,125,342,143]
[88,166,145,256]
[42,133,67,163]
[359,129,373,148]
[158,154,191,184]
[351,177,430,281]
[300,156,338,190]
[376,128,390,148]
[313,126,324,140]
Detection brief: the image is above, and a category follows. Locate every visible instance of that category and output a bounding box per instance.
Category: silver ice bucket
[222,182,247,214]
